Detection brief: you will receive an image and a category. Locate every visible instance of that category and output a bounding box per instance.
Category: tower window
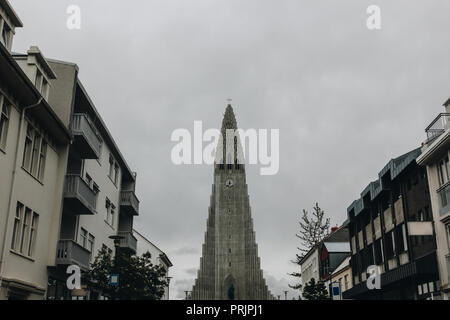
[229,262,232,267]
[228,248,232,253]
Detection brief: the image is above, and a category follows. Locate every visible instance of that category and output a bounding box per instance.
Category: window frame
[22,122,47,182]
[80,228,88,248]
[11,202,24,250]
[0,19,11,48]
[88,233,95,254]
[438,156,450,186]
[28,213,39,256]
[0,94,11,151]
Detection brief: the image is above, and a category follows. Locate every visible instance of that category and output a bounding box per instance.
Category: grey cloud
[170,247,200,256]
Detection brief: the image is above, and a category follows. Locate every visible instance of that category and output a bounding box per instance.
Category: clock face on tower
[225,179,234,188]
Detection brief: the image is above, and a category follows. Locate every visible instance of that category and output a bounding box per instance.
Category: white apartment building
[134,229,173,300]
[43,59,140,300]
[416,97,450,300]
[0,0,72,300]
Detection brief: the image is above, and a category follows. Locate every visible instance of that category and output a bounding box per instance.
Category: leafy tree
[289,202,330,290]
[302,278,329,300]
[87,247,168,300]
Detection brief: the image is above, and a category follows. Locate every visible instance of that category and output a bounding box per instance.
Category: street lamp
[284,291,288,300]
[166,276,172,300]
[108,235,124,300]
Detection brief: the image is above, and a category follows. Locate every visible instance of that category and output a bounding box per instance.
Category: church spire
[216,104,242,168]
[221,104,238,131]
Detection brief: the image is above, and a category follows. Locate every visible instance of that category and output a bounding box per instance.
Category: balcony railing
[71,113,101,159]
[56,240,91,270]
[120,190,140,216]
[425,113,450,142]
[64,174,97,215]
[118,231,137,253]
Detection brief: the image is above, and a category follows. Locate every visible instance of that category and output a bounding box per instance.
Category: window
[114,164,119,185]
[30,133,42,176]
[110,205,115,226]
[374,238,383,265]
[22,125,33,170]
[20,208,32,254]
[93,183,100,195]
[108,155,114,178]
[22,123,47,181]
[385,231,395,260]
[438,156,450,186]
[446,224,450,251]
[0,95,10,150]
[35,71,49,97]
[88,234,95,253]
[228,248,232,254]
[344,275,349,290]
[38,141,47,181]
[394,225,407,253]
[11,203,39,258]
[80,228,88,248]
[105,199,115,227]
[1,22,9,48]
[41,79,50,99]
[28,213,39,256]
[11,203,23,250]
[108,154,120,186]
[85,173,92,187]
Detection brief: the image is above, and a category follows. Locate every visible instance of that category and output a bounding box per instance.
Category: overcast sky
[9,0,450,299]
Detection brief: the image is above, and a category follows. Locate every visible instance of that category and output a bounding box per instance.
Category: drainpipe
[0,98,43,289]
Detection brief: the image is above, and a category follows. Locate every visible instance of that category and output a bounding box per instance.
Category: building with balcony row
[0,0,161,300]
[343,148,440,300]
[42,58,141,300]
[416,97,450,300]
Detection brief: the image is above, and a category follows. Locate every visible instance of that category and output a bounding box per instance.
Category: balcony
[343,252,439,299]
[118,231,137,253]
[425,113,450,143]
[63,175,97,215]
[55,240,91,270]
[120,190,140,216]
[71,113,101,159]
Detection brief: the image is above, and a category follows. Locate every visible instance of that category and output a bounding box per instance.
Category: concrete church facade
[191,105,273,300]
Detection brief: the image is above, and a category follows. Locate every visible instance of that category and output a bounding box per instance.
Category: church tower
[191,105,273,300]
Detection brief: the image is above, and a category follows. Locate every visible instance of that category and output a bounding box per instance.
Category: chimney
[331,226,339,233]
